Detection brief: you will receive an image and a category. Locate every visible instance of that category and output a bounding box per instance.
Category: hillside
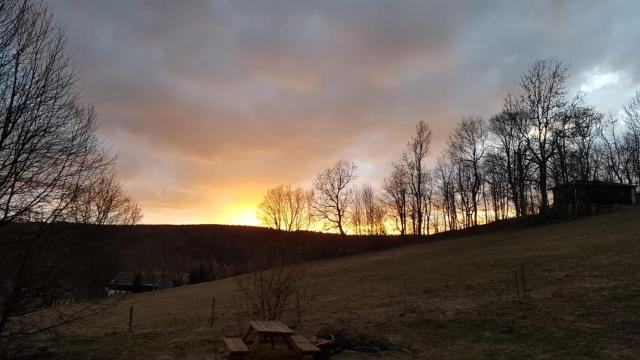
[89,223,420,279]
[53,208,640,359]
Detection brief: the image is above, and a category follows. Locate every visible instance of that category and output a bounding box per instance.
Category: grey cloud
[49,0,640,223]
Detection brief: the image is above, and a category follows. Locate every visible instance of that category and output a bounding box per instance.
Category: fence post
[128,306,134,332]
[520,264,526,298]
[403,278,408,314]
[296,290,301,327]
[514,271,520,299]
[210,297,216,328]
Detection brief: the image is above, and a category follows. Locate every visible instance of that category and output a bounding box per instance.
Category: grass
[49,208,640,359]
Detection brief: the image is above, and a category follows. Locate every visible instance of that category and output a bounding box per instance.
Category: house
[552,181,636,214]
[107,272,174,294]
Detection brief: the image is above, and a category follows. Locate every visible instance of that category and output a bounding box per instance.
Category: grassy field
[50,208,640,359]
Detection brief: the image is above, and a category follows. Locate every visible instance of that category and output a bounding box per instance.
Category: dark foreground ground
[48,208,640,359]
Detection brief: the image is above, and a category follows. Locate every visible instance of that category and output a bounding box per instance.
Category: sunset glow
[216,206,261,227]
[47,1,640,226]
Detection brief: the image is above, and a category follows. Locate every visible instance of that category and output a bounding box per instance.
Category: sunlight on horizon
[215,205,261,226]
[138,203,261,226]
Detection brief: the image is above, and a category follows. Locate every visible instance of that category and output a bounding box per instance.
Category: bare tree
[568,102,604,181]
[382,164,409,235]
[311,160,357,242]
[366,190,387,236]
[489,94,531,218]
[257,185,310,232]
[70,170,143,226]
[600,114,633,184]
[483,152,502,221]
[435,155,457,231]
[236,247,308,321]
[350,188,365,235]
[0,1,140,352]
[448,117,487,227]
[351,183,386,235]
[519,59,570,213]
[421,170,435,235]
[624,90,640,132]
[623,91,640,183]
[0,2,108,227]
[402,121,432,235]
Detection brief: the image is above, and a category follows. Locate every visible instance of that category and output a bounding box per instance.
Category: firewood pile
[312,327,416,359]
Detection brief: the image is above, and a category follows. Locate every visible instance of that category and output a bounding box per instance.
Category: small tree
[351,183,386,235]
[257,185,310,231]
[236,247,308,321]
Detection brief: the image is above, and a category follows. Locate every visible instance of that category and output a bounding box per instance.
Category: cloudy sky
[49,0,640,225]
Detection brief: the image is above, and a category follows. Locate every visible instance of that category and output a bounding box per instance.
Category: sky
[49,0,640,225]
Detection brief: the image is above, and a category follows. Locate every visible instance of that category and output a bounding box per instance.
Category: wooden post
[128,306,134,332]
[210,297,216,328]
[403,278,408,314]
[296,290,301,327]
[514,271,520,299]
[520,264,526,298]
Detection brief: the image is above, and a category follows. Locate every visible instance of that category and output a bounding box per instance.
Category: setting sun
[215,205,260,226]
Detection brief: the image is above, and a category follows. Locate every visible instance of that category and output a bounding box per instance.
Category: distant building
[107,272,174,295]
[552,181,636,214]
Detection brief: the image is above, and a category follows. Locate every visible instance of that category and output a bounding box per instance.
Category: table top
[289,334,321,353]
[249,320,294,335]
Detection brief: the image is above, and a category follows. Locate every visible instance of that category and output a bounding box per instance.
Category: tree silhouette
[0,1,141,350]
[311,160,357,252]
[257,185,310,232]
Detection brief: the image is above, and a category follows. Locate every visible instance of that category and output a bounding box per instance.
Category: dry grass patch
[46,209,640,359]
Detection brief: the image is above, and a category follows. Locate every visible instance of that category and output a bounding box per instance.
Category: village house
[107,272,177,295]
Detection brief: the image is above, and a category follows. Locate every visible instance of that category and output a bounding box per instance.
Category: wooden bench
[224,337,249,359]
[288,334,321,357]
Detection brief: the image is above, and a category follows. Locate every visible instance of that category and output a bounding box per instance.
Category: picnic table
[224,320,320,359]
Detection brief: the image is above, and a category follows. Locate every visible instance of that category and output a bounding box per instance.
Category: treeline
[102,224,407,277]
[259,59,640,236]
[86,218,533,286]
[33,222,437,288]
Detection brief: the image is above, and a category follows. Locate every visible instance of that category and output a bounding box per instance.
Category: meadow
[52,208,640,359]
